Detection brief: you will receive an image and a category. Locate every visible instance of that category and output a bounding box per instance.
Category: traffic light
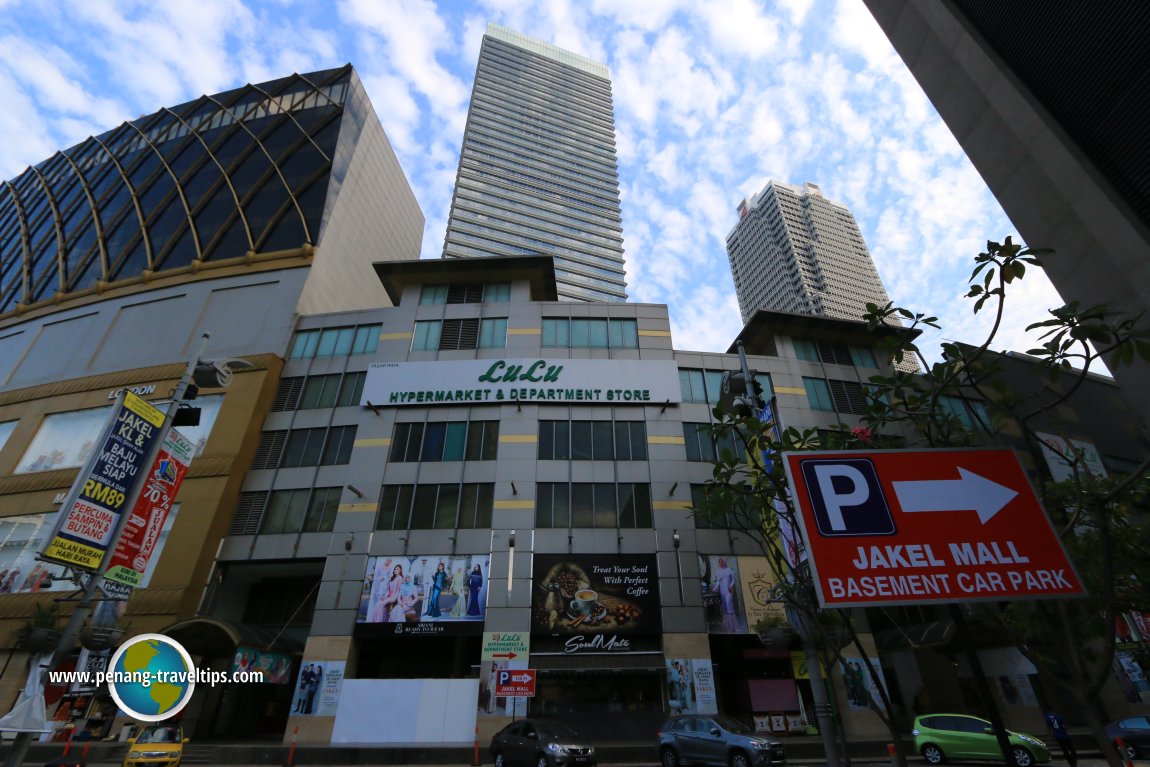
[718,370,764,416]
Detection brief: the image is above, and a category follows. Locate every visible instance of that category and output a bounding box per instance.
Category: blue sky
[0,0,1066,358]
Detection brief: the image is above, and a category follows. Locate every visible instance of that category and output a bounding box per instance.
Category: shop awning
[748,680,799,711]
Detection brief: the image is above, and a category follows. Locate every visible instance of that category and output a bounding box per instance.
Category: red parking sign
[494,669,536,697]
[783,449,1085,607]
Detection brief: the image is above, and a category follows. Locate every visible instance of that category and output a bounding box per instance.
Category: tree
[695,238,1150,767]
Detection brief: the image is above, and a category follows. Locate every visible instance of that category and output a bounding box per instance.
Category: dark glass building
[442,23,628,302]
[0,65,422,319]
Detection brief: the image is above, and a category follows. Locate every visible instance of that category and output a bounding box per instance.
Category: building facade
[441,23,628,303]
[0,66,423,739]
[860,0,1150,426]
[726,181,896,325]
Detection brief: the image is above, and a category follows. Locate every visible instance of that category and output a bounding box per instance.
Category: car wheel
[921,744,946,765]
[730,749,751,767]
[537,754,551,767]
[1011,746,1033,767]
[494,752,506,767]
[661,747,681,767]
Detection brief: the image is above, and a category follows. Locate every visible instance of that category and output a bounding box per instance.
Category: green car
[912,714,1050,767]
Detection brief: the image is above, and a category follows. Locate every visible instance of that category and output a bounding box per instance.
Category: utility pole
[2,334,211,767]
[734,341,843,767]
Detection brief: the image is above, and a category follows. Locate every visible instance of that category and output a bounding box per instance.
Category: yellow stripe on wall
[378,332,413,341]
[654,501,693,510]
[494,500,535,509]
[775,386,807,396]
[638,329,672,337]
[648,435,686,445]
[354,438,392,447]
[338,503,376,513]
[499,435,538,443]
[507,328,541,335]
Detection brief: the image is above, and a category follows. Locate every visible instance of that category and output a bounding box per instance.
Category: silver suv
[658,715,785,767]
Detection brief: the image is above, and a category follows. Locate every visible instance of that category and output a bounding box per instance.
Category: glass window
[794,338,819,363]
[465,421,498,461]
[300,374,340,409]
[803,377,835,411]
[15,407,109,474]
[420,285,447,304]
[322,425,357,465]
[352,326,379,355]
[422,422,447,461]
[571,319,590,347]
[542,318,568,348]
[289,329,319,359]
[609,319,639,348]
[571,421,593,460]
[478,317,507,348]
[412,321,441,351]
[262,489,309,534]
[303,487,341,532]
[484,283,510,302]
[592,421,614,459]
[571,484,594,527]
[535,482,652,528]
[435,485,459,529]
[336,371,366,407]
[679,369,705,403]
[593,483,615,527]
[282,428,325,467]
[850,346,877,368]
[443,422,467,461]
[376,485,413,530]
[588,319,609,348]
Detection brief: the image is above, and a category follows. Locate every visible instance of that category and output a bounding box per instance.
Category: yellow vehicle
[122,724,187,767]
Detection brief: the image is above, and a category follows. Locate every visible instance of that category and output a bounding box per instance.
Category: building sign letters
[362,359,682,407]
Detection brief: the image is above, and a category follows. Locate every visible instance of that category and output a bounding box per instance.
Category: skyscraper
[726,180,895,324]
[442,23,627,302]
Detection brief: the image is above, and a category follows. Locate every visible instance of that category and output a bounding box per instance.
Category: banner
[666,658,718,715]
[104,429,192,587]
[41,392,165,571]
[291,661,345,716]
[738,556,786,633]
[356,554,489,635]
[699,555,748,634]
[233,647,293,684]
[530,554,661,653]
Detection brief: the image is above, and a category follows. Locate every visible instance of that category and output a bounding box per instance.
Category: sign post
[494,669,537,698]
[782,448,1085,608]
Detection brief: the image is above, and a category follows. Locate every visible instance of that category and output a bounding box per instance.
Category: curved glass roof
[0,66,358,315]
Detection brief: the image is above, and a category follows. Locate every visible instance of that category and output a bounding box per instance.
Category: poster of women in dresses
[842,657,887,710]
[291,661,346,716]
[698,555,748,634]
[357,554,489,634]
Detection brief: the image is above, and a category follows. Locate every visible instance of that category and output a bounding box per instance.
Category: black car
[658,714,785,767]
[491,719,597,767]
[1106,715,1150,760]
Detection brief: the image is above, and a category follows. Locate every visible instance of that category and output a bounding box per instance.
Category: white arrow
[892,467,1019,524]
[511,673,533,683]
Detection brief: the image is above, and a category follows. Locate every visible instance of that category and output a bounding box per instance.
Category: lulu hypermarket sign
[361,359,683,406]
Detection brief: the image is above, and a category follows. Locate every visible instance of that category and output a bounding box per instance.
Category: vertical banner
[665,659,718,715]
[738,556,787,633]
[291,661,346,716]
[103,429,192,587]
[699,555,748,634]
[41,392,165,571]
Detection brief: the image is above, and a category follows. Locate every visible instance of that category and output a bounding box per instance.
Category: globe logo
[106,634,196,722]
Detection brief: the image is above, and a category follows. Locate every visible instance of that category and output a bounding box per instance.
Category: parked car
[1105,715,1150,760]
[658,714,785,767]
[912,714,1050,767]
[490,719,597,767]
[122,723,187,767]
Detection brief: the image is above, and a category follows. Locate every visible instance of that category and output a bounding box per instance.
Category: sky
[0,0,1068,360]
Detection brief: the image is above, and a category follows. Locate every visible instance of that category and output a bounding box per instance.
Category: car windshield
[136,726,180,743]
[536,722,580,739]
[714,715,752,734]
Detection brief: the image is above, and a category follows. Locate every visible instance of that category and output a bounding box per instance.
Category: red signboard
[494,669,537,697]
[782,449,1085,608]
[103,429,193,588]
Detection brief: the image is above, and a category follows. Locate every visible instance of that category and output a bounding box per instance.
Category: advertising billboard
[356,554,490,635]
[531,554,661,653]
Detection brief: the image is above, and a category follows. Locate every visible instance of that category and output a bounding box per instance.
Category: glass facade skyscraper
[442,23,627,302]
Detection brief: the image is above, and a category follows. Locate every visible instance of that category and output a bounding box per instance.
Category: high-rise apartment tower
[442,23,627,302]
[726,180,895,324]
